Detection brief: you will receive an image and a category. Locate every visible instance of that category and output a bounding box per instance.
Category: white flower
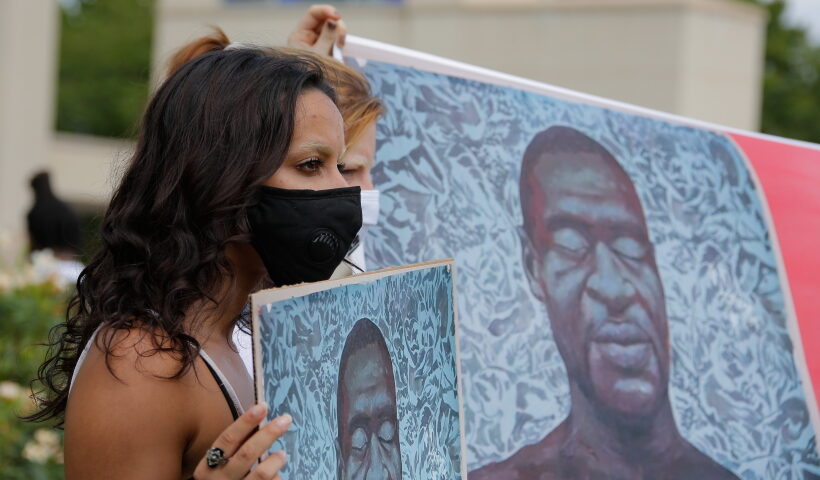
[0,380,22,401]
[30,249,61,285]
[22,429,63,464]
[34,428,60,448]
[22,441,51,464]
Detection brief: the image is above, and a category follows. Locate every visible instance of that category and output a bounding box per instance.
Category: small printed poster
[252,260,465,479]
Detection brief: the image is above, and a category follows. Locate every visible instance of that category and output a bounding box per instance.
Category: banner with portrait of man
[343,37,820,479]
[252,260,464,479]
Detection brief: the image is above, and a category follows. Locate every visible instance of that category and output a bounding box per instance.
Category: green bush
[0,273,69,479]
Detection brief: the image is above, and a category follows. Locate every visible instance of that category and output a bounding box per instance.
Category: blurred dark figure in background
[27,171,84,284]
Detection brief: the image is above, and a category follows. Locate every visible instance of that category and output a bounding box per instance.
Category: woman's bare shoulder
[64,326,203,479]
[68,325,202,392]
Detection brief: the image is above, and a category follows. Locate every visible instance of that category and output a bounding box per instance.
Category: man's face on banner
[338,342,402,480]
[525,151,670,420]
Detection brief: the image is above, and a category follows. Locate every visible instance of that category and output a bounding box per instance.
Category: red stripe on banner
[730,133,820,409]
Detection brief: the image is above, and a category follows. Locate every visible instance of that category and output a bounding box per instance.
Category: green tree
[56,0,154,138]
[740,0,820,143]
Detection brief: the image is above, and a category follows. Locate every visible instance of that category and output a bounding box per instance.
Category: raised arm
[287,4,347,56]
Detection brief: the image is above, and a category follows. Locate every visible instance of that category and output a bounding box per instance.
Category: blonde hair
[324,60,384,148]
[166,28,384,150]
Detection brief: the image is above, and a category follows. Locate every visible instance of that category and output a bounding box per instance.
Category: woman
[164,23,384,375]
[30,43,362,479]
[167,6,378,207]
[167,21,383,276]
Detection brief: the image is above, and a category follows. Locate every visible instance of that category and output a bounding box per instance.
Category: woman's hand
[192,403,292,479]
[286,4,347,56]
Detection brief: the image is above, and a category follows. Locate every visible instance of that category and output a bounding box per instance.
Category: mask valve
[308,229,341,264]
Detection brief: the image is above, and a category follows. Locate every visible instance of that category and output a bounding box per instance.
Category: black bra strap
[202,359,240,421]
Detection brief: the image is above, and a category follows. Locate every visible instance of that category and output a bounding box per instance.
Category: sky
[784,0,820,44]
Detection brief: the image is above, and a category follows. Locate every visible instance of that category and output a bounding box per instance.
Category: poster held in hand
[252,259,465,479]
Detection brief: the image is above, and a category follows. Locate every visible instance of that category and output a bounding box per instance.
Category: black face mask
[247,185,362,287]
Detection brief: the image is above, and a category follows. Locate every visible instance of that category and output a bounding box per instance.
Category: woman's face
[230,89,349,281]
[341,122,377,190]
[264,88,349,190]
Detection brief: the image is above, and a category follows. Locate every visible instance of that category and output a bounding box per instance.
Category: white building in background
[0,1,58,260]
[0,1,125,260]
[0,0,766,259]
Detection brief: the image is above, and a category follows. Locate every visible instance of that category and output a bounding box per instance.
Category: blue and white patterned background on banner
[350,58,820,478]
[257,265,462,479]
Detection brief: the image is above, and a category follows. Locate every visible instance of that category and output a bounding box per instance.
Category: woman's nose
[329,166,350,189]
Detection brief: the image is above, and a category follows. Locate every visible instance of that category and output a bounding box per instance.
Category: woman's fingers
[245,451,287,479]
[299,4,340,31]
[191,405,292,479]
[336,19,348,49]
[221,414,292,476]
[191,403,268,477]
[313,18,346,56]
[209,403,269,458]
[287,4,341,49]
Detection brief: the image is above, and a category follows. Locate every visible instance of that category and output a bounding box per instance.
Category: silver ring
[206,447,228,468]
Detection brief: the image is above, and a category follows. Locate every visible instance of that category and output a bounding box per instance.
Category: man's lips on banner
[591,321,653,372]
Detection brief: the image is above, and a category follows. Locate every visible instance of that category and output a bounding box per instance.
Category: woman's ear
[520,229,547,304]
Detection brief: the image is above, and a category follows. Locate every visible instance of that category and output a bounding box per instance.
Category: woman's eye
[551,227,590,260]
[340,164,361,176]
[296,157,322,173]
[350,427,368,451]
[377,420,395,443]
[337,162,348,174]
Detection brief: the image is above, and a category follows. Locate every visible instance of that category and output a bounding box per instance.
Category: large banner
[344,37,820,478]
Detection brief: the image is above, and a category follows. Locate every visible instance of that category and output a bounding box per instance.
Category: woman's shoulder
[84,325,198,383]
[66,325,203,430]
[64,325,209,478]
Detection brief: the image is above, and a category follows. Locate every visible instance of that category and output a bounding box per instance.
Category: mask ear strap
[342,257,364,274]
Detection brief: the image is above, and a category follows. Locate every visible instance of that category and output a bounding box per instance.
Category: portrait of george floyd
[337,318,402,480]
[470,126,739,479]
[251,261,464,480]
[351,56,820,479]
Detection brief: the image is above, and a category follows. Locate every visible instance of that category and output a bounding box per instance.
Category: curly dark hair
[27,45,336,426]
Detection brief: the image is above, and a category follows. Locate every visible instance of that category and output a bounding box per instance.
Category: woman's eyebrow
[341,154,367,167]
[290,141,335,158]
